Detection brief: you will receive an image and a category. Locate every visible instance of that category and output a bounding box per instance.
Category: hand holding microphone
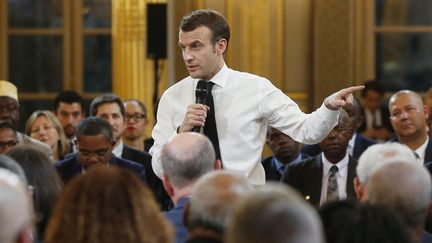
[177,81,210,133]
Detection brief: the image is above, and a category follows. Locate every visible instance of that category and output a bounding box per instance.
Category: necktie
[203,81,221,161]
[326,165,339,202]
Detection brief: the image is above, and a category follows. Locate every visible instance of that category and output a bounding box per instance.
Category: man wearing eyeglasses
[55,117,146,183]
[0,121,18,154]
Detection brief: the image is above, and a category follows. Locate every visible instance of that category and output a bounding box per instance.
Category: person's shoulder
[114,156,145,171]
[55,153,78,168]
[123,145,152,161]
[229,68,269,82]
[287,156,318,170]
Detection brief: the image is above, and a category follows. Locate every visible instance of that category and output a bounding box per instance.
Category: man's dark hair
[89,94,125,118]
[180,9,230,47]
[75,117,114,143]
[361,80,385,97]
[53,90,85,112]
[123,99,147,119]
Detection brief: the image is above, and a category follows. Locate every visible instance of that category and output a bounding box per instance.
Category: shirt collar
[193,63,229,88]
[321,152,349,177]
[112,139,123,158]
[415,136,429,163]
[347,133,356,156]
[272,157,285,172]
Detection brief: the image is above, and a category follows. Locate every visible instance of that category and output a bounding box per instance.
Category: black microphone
[192,80,208,132]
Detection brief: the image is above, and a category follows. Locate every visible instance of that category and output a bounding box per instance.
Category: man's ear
[183,201,190,229]
[215,38,227,55]
[354,176,364,201]
[162,174,174,197]
[214,159,222,170]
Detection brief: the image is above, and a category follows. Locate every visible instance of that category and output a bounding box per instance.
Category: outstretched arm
[324,85,364,110]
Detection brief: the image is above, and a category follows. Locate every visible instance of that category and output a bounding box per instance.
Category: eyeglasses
[0,140,18,148]
[125,113,146,122]
[78,148,110,158]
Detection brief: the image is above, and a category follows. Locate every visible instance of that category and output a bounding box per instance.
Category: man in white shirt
[388,90,432,164]
[150,9,363,185]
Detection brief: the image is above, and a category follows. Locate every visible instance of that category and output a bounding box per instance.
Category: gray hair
[187,171,252,233]
[0,155,27,185]
[225,183,325,243]
[161,133,215,188]
[356,143,416,184]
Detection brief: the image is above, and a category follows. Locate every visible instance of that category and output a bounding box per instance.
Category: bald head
[365,161,432,230]
[161,132,216,188]
[187,171,252,233]
[0,168,32,243]
[226,184,325,243]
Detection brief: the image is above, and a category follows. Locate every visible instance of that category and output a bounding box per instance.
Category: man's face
[0,128,17,154]
[319,120,353,160]
[266,128,301,165]
[362,90,383,112]
[123,101,147,140]
[77,134,113,170]
[179,26,225,81]
[389,94,428,139]
[95,103,124,141]
[343,103,363,131]
[55,102,84,139]
[0,97,19,126]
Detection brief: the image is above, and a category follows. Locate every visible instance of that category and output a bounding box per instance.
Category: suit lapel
[424,138,432,163]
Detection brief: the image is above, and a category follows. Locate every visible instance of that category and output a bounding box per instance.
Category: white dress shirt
[320,152,349,206]
[414,136,429,164]
[150,64,340,185]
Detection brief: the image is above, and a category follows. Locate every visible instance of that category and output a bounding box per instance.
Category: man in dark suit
[282,110,357,208]
[262,127,308,181]
[56,117,146,183]
[302,98,377,160]
[90,93,171,210]
[388,90,432,164]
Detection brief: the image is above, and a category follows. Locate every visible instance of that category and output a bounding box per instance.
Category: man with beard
[388,90,432,164]
[281,110,357,207]
[262,127,307,181]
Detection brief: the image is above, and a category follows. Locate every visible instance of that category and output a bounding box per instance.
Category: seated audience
[8,145,63,242]
[162,132,221,243]
[319,200,411,243]
[225,183,325,243]
[262,127,307,181]
[282,110,357,207]
[185,171,252,243]
[25,110,70,161]
[55,117,145,183]
[45,166,173,243]
[0,168,33,243]
[0,121,18,154]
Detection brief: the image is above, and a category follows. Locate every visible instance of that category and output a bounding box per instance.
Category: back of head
[187,171,252,234]
[319,200,411,243]
[225,183,324,243]
[53,90,85,112]
[0,168,32,243]
[180,10,230,46]
[45,166,173,243]
[365,161,432,230]
[76,117,114,143]
[161,132,215,188]
[0,154,27,185]
[89,93,124,117]
[356,143,416,185]
[361,80,384,98]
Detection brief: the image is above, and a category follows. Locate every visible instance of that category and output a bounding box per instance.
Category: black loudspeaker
[147,3,167,59]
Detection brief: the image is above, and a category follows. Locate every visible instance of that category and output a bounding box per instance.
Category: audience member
[8,145,63,242]
[53,90,85,152]
[162,132,221,243]
[150,9,363,186]
[354,142,416,200]
[0,168,33,243]
[388,90,432,164]
[365,161,432,243]
[25,110,70,161]
[319,200,411,243]
[0,121,18,154]
[45,166,173,243]
[90,94,170,210]
[225,183,325,243]
[302,97,377,159]
[422,87,432,136]
[55,117,145,183]
[184,171,252,243]
[0,154,27,184]
[282,110,357,207]
[122,99,153,152]
[262,127,307,181]
[0,80,51,156]
[358,80,393,140]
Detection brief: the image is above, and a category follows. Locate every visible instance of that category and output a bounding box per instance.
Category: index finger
[340,85,365,96]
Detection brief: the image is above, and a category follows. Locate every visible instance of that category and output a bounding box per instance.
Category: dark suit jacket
[261,154,308,182]
[122,145,172,211]
[388,137,432,164]
[55,153,146,183]
[281,154,357,208]
[301,133,377,160]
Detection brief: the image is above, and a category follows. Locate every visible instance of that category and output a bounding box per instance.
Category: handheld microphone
[192,80,208,132]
